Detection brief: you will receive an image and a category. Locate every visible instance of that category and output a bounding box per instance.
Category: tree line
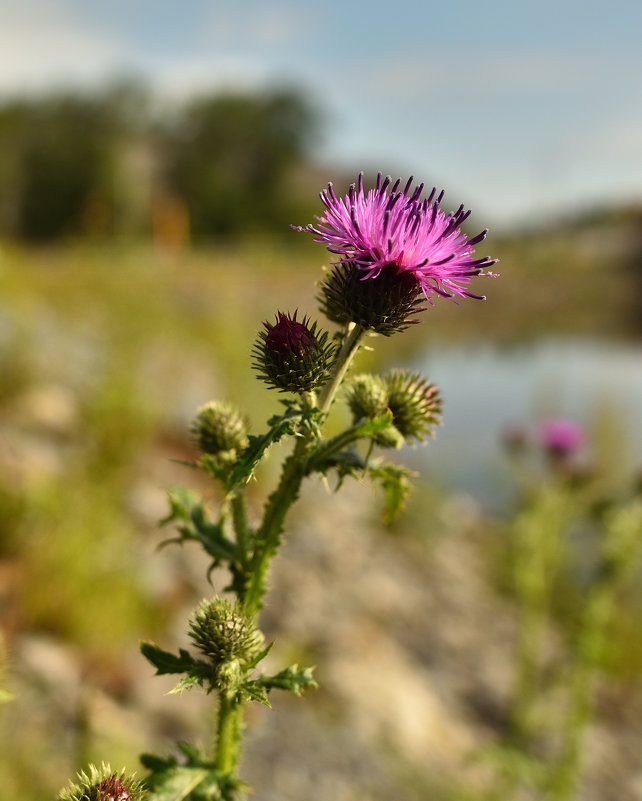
[0,83,322,243]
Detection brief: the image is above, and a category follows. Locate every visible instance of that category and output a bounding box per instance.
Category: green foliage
[141,744,244,801]
[161,89,319,238]
[0,91,132,240]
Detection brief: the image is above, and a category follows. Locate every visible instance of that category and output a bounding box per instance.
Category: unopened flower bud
[189,598,263,691]
[319,262,426,336]
[252,311,335,393]
[345,374,388,422]
[384,370,442,444]
[190,401,248,460]
[58,764,144,801]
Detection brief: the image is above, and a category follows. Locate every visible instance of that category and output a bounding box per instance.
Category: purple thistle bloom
[297,173,498,304]
[539,418,586,458]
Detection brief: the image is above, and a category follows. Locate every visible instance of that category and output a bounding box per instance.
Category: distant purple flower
[539,419,585,458]
[296,173,498,304]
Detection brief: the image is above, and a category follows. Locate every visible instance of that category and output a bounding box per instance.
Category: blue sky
[2,0,641,228]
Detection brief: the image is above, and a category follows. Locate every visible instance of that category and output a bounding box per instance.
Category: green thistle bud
[190,401,249,460]
[384,370,442,444]
[58,764,145,801]
[319,263,426,336]
[188,598,263,691]
[345,374,389,422]
[252,310,335,393]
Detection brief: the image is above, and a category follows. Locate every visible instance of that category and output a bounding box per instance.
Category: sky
[1,0,641,229]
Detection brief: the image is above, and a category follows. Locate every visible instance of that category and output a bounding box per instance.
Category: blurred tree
[160,88,320,239]
[0,86,146,241]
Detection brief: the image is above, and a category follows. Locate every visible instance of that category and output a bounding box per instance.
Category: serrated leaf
[140,642,205,676]
[245,641,274,670]
[145,765,212,801]
[241,681,272,708]
[161,485,201,526]
[257,664,318,696]
[225,408,303,492]
[160,492,238,572]
[367,460,416,523]
[168,673,206,695]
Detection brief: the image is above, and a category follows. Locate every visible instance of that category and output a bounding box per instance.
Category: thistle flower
[296,173,498,332]
[346,370,442,447]
[539,418,585,459]
[384,370,442,444]
[319,261,426,335]
[252,310,335,393]
[58,764,145,801]
[190,401,249,459]
[189,597,264,691]
[345,373,389,422]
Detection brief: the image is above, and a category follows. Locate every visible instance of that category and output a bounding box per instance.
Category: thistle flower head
[190,401,249,460]
[346,370,442,447]
[319,261,426,335]
[297,173,498,330]
[384,370,442,444]
[252,310,335,393]
[58,764,145,801]
[345,373,389,421]
[539,418,585,459]
[189,597,264,691]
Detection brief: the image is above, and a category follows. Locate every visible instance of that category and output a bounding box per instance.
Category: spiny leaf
[257,664,318,696]
[367,460,416,523]
[225,408,303,492]
[168,673,206,695]
[240,681,272,708]
[140,642,208,677]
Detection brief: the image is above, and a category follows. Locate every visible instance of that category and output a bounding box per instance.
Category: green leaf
[146,765,212,801]
[140,642,208,677]
[160,490,238,570]
[240,681,272,708]
[257,664,318,696]
[161,485,201,526]
[224,406,304,492]
[142,747,244,801]
[245,641,274,670]
[168,673,206,695]
[367,460,416,523]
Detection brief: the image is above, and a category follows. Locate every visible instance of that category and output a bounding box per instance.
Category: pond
[402,338,642,509]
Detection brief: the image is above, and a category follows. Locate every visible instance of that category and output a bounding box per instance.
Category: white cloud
[0,0,136,95]
[336,48,638,102]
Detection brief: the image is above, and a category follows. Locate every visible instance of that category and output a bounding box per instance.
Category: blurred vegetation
[0,82,322,243]
[0,225,641,799]
[0,79,641,801]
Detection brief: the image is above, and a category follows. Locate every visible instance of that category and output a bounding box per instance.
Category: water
[403,338,642,507]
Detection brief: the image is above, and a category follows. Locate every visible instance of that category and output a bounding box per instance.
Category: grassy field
[1,220,641,799]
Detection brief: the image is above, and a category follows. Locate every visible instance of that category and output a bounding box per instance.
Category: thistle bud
[58,764,144,801]
[190,401,248,461]
[188,598,264,691]
[345,374,389,422]
[384,370,442,444]
[319,262,426,336]
[252,311,335,393]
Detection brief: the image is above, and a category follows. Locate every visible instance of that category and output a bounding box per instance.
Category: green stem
[215,692,245,775]
[243,323,366,618]
[231,493,249,565]
[318,324,365,414]
[243,452,306,617]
